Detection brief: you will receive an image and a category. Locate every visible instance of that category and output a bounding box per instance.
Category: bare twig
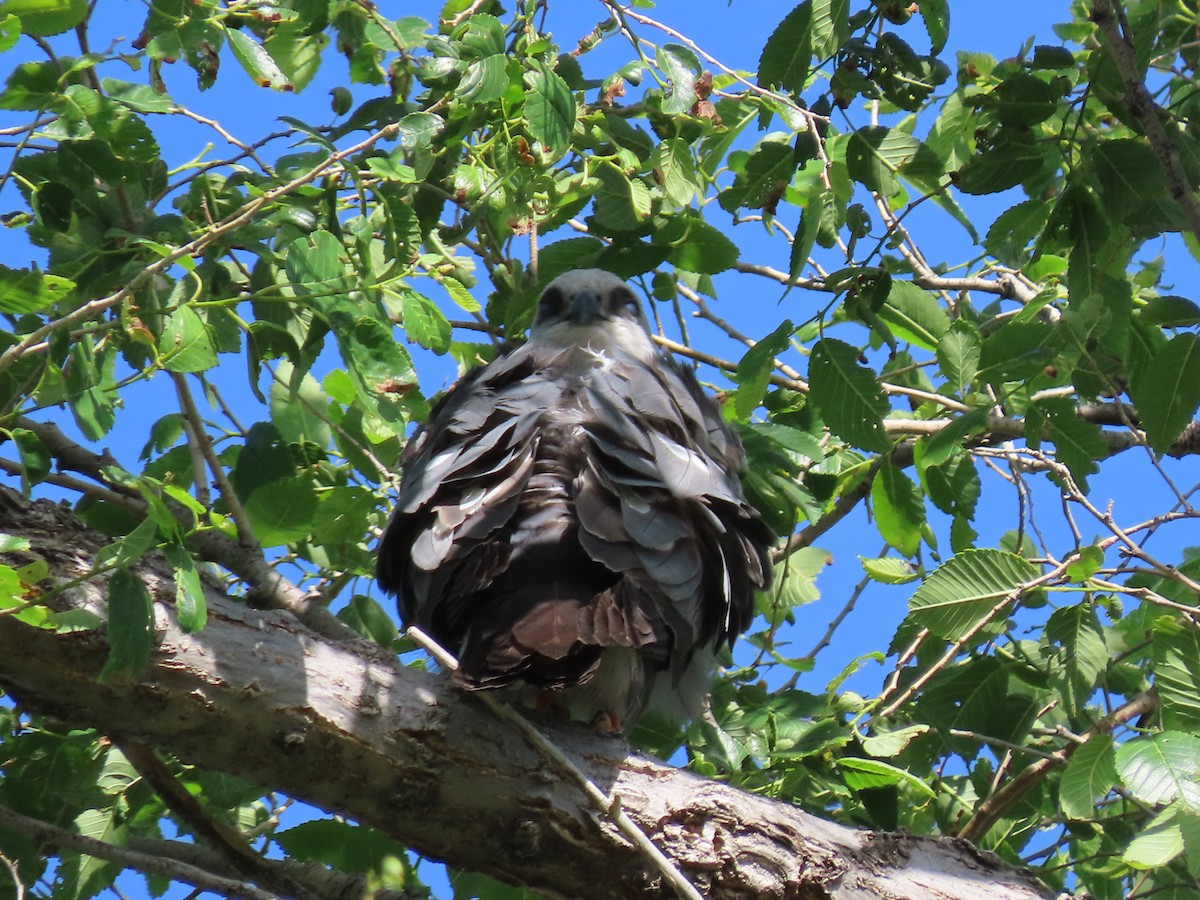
[0,803,278,900]
[955,692,1158,843]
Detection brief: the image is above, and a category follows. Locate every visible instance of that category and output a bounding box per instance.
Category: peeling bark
[0,493,1052,900]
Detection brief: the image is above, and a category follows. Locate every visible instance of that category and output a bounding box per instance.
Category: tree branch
[0,490,1053,900]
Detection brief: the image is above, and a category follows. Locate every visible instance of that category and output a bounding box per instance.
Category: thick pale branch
[0,490,1052,900]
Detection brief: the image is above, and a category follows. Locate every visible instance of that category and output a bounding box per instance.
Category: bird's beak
[568,290,603,324]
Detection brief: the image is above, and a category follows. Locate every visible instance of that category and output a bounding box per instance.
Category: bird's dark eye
[537,286,565,321]
[611,287,640,318]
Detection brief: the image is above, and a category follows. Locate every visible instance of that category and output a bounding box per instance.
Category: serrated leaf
[0,264,73,313]
[860,556,919,585]
[656,42,701,115]
[909,548,1040,640]
[162,544,206,633]
[338,594,399,647]
[662,215,740,274]
[0,0,86,36]
[525,60,574,158]
[1129,333,1200,455]
[808,338,890,452]
[1153,621,1200,732]
[461,54,507,103]
[243,474,318,546]
[812,0,849,59]
[442,277,481,313]
[1117,732,1200,808]
[758,2,812,95]
[1092,139,1165,212]
[1045,602,1107,715]
[401,291,451,354]
[735,320,794,419]
[397,111,443,150]
[1065,544,1104,582]
[652,138,699,206]
[936,318,981,393]
[159,307,217,373]
[592,162,652,232]
[954,141,1045,194]
[838,757,936,797]
[1061,733,1117,820]
[275,819,405,872]
[872,463,924,557]
[861,724,929,757]
[1123,805,1184,869]
[879,281,949,352]
[101,569,155,682]
[1139,295,1200,327]
[846,126,925,198]
[918,0,949,53]
[226,26,291,90]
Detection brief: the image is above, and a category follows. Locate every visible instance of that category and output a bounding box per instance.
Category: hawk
[377,269,774,730]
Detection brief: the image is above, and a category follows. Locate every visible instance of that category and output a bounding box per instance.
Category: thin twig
[405,626,705,900]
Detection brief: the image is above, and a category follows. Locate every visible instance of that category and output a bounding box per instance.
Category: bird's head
[529,269,657,361]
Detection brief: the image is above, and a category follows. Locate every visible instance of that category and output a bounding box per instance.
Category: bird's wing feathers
[378,322,773,723]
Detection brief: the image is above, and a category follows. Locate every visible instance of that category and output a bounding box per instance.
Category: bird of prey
[377,269,774,730]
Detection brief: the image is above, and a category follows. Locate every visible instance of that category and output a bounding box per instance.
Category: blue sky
[4,1,1197,897]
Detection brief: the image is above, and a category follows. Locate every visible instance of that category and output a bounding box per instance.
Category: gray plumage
[377,269,774,729]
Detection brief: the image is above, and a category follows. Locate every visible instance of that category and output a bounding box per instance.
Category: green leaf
[101,569,155,682]
[734,320,794,419]
[846,127,925,198]
[338,594,399,647]
[1045,602,1107,715]
[1065,544,1104,582]
[859,556,919,585]
[592,162,652,232]
[879,281,949,352]
[461,55,507,103]
[1091,139,1165,212]
[243,474,318,547]
[808,338,890,452]
[936,318,981,393]
[1139,296,1200,327]
[909,548,1040,641]
[871,463,924,557]
[758,2,812,94]
[861,724,929,757]
[811,0,849,59]
[1060,733,1116,820]
[0,264,73,313]
[652,138,699,206]
[1117,731,1200,808]
[159,307,218,373]
[1153,620,1200,732]
[660,214,740,274]
[918,0,949,53]
[991,71,1061,126]
[162,544,206,634]
[226,26,292,90]
[718,138,795,213]
[525,60,574,158]
[286,230,345,286]
[401,290,451,355]
[397,111,443,150]
[1123,805,1184,869]
[954,141,1045,195]
[839,757,936,796]
[1128,333,1200,455]
[656,43,701,115]
[432,278,476,314]
[275,820,405,872]
[0,0,86,36]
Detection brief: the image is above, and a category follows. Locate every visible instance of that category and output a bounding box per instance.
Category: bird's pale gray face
[529,269,657,361]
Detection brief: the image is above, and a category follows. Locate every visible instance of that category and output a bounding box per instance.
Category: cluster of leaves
[0,0,1199,897]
